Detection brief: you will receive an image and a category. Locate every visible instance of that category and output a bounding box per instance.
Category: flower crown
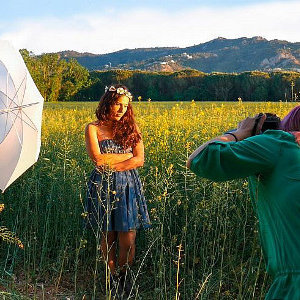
[105,86,133,101]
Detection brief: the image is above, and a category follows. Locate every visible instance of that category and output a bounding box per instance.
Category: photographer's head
[280,105,300,132]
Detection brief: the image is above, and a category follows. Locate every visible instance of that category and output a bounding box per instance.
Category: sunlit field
[0,101,298,299]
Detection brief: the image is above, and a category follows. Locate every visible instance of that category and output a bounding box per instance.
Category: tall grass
[0,101,297,299]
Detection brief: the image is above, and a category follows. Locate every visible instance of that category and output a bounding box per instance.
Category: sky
[0,0,300,55]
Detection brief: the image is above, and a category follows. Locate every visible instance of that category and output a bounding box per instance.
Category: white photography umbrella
[0,40,44,192]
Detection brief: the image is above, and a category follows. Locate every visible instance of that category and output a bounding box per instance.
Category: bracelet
[225,132,238,142]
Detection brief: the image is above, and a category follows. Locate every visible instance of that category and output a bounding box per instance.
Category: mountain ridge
[57,36,300,73]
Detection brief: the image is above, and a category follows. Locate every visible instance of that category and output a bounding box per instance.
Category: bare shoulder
[85,122,111,141]
[85,122,99,135]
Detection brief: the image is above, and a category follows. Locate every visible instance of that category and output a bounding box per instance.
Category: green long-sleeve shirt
[190,130,300,299]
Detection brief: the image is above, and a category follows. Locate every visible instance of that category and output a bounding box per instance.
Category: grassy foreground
[0,101,298,299]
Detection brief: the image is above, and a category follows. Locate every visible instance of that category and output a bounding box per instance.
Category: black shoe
[109,274,119,299]
[109,273,129,300]
[118,271,136,299]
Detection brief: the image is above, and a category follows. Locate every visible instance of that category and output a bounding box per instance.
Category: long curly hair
[95,84,141,149]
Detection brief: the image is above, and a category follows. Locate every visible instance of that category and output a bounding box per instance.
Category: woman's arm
[186,115,266,168]
[112,139,144,171]
[85,123,133,166]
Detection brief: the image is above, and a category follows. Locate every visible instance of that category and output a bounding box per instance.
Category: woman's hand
[112,140,144,171]
[234,114,267,141]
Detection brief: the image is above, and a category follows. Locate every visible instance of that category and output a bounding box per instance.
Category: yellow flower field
[0,101,298,299]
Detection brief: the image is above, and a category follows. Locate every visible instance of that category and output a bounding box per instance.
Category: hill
[58,37,300,73]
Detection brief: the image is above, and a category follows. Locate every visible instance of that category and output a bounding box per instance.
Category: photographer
[187,106,300,299]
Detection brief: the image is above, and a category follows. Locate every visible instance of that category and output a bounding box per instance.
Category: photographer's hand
[187,114,267,169]
[234,114,266,141]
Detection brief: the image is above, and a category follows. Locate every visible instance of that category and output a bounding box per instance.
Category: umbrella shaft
[0,102,39,114]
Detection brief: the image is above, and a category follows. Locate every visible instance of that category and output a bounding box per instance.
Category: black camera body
[251,113,281,136]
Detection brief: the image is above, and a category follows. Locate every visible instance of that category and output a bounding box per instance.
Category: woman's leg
[101,231,118,274]
[117,231,137,296]
[118,231,137,271]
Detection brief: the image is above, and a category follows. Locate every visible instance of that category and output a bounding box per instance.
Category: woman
[187,106,300,299]
[85,84,151,298]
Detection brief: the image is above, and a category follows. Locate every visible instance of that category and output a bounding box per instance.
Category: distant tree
[37,53,66,102]
[19,49,35,70]
[20,50,90,102]
[236,71,270,101]
[205,73,235,101]
[59,58,90,101]
[76,76,103,101]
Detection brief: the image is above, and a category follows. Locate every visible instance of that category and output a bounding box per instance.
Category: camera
[225,113,281,136]
[251,113,281,136]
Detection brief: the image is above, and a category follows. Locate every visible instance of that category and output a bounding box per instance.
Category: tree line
[20,49,90,102]
[20,51,300,102]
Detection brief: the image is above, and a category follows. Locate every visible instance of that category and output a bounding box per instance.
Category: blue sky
[1,0,299,54]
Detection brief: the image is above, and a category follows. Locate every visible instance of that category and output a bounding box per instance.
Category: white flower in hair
[105,86,117,92]
[117,87,125,94]
[104,85,133,101]
[124,91,133,101]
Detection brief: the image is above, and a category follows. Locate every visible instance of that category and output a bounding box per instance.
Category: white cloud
[1,1,300,54]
